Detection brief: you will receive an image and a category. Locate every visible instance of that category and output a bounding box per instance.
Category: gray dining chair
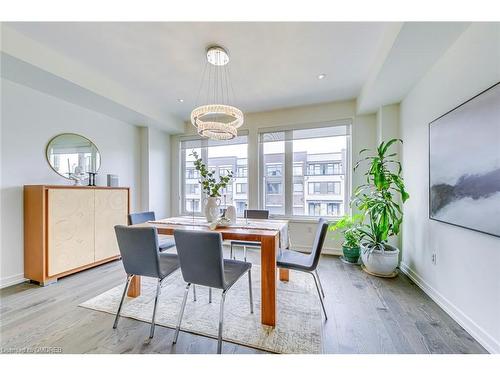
[113,225,180,339]
[128,211,176,252]
[276,218,329,319]
[229,209,269,261]
[172,229,254,354]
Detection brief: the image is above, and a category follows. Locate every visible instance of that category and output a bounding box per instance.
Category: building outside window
[237,166,248,177]
[293,162,303,176]
[186,184,199,194]
[266,182,282,194]
[259,124,349,218]
[180,135,248,216]
[266,164,283,176]
[236,183,247,193]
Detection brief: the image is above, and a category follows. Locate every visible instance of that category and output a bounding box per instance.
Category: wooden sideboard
[24,185,129,285]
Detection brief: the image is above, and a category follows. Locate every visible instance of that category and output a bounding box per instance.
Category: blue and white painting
[429,83,500,237]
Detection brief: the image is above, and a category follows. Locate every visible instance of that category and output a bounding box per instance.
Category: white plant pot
[360,243,400,276]
[204,197,221,223]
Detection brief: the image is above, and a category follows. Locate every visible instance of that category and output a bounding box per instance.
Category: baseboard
[399,262,499,354]
[293,245,342,256]
[0,273,27,289]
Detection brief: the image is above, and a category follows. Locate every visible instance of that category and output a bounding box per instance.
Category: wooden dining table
[128,217,290,327]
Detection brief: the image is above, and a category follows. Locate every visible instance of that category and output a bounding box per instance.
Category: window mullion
[284,131,293,217]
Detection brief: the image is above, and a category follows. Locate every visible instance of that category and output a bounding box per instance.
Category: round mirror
[46,133,101,180]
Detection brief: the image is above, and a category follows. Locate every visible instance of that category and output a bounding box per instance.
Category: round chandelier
[190,46,244,140]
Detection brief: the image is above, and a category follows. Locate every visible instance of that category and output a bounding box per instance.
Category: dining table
[128,216,290,327]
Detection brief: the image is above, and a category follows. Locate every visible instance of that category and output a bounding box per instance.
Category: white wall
[147,127,171,219]
[0,78,142,287]
[171,100,377,253]
[399,23,500,353]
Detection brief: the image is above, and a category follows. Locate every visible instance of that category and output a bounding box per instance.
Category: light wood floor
[0,250,487,354]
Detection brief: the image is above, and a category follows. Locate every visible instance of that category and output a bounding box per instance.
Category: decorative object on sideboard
[69,166,86,186]
[107,174,119,187]
[46,133,101,184]
[429,82,500,238]
[87,172,97,186]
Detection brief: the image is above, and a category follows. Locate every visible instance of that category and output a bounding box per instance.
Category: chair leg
[193,284,197,302]
[149,278,162,339]
[248,269,254,314]
[209,287,212,303]
[230,242,234,259]
[113,275,132,329]
[243,246,247,262]
[311,272,328,320]
[315,269,326,299]
[217,291,227,354]
[173,283,191,344]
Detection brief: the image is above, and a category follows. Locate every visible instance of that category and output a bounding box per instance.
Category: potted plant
[329,214,363,264]
[352,139,409,277]
[191,150,233,222]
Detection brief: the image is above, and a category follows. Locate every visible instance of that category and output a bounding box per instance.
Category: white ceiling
[7,22,390,120]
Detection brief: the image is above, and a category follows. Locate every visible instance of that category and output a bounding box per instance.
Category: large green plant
[191,150,233,197]
[329,214,363,248]
[353,139,409,252]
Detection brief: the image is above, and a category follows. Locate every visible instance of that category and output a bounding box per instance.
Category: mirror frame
[45,133,101,180]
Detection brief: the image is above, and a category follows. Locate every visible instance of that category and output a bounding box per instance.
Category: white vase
[204,197,221,223]
[360,243,400,276]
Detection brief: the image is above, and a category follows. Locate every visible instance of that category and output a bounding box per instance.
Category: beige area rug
[80,265,322,354]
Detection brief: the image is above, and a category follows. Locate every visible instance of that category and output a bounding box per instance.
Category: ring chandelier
[190,46,244,140]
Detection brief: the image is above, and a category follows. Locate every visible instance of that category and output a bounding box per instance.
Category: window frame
[258,120,351,219]
[179,131,249,217]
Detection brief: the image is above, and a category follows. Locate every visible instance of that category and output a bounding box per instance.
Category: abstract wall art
[429,82,500,237]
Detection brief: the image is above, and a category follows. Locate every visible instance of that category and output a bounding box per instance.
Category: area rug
[79,265,322,354]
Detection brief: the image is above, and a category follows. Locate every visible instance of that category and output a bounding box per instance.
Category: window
[308,202,321,216]
[236,183,247,193]
[293,162,303,176]
[237,167,248,177]
[219,166,232,177]
[293,183,303,193]
[185,199,200,213]
[266,182,282,194]
[186,184,199,195]
[327,203,340,216]
[259,124,349,217]
[180,134,248,216]
[261,132,285,215]
[266,164,282,177]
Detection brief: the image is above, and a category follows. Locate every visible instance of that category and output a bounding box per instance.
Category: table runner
[148,216,289,248]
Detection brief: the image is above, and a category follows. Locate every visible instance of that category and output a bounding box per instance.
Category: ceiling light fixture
[190,45,243,141]
[177,98,184,103]
[317,73,327,80]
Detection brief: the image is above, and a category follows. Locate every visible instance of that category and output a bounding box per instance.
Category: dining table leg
[127,275,141,297]
[260,233,278,327]
[279,268,290,281]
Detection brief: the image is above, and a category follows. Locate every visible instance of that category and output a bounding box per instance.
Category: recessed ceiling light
[317,74,326,80]
[177,98,184,103]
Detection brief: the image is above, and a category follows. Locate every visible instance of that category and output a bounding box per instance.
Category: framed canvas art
[429,82,500,238]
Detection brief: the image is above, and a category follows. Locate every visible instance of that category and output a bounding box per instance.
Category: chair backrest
[173,229,226,289]
[128,211,156,225]
[309,218,329,270]
[244,209,269,219]
[114,225,161,278]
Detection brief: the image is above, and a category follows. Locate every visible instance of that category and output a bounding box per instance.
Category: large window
[259,124,349,218]
[180,134,248,216]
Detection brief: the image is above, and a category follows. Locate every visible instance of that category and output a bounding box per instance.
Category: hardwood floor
[0,250,487,354]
